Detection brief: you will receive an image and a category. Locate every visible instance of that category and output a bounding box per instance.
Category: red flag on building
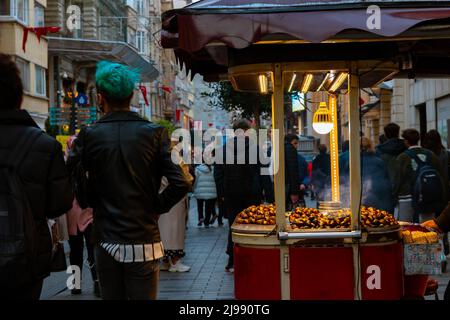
[22,26,61,52]
[138,85,149,106]
[161,85,172,93]
[175,109,182,122]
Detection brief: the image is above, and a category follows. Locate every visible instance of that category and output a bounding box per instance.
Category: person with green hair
[67,61,190,300]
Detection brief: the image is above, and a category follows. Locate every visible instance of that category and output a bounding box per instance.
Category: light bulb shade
[312,102,333,135]
[313,122,333,135]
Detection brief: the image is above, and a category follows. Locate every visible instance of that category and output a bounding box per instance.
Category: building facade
[391,79,450,148]
[0,0,49,127]
[192,74,232,131]
[44,0,158,133]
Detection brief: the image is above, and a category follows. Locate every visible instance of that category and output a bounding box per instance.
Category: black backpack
[405,149,444,221]
[0,131,42,288]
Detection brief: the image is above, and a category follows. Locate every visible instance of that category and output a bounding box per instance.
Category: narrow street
[41,199,234,300]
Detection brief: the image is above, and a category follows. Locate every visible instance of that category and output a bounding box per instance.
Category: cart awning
[162,0,450,82]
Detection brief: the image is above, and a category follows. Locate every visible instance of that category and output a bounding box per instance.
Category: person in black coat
[214,119,262,272]
[0,54,73,299]
[285,134,301,208]
[375,123,407,188]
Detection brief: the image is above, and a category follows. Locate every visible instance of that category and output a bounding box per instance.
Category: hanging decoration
[139,85,149,106]
[175,109,182,122]
[22,26,61,52]
[161,85,172,93]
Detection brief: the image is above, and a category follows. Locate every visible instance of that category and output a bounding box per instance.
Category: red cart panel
[360,243,403,300]
[234,245,281,300]
[289,247,354,300]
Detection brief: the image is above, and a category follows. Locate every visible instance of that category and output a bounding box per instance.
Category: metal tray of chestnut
[286,207,351,232]
[286,206,399,233]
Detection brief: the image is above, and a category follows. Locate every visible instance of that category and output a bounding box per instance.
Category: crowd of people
[1,53,450,300]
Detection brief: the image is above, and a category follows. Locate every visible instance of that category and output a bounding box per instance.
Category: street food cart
[162,0,450,299]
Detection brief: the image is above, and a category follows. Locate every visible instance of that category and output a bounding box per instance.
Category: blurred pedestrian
[215,119,262,273]
[260,139,275,203]
[312,144,331,202]
[67,61,189,299]
[339,140,350,195]
[376,123,407,188]
[393,129,445,222]
[360,137,395,212]
[422,129,450,257]
[63,134,100,296]
[423,129,450,195]
[285,134,301,209]
[159,153,193,273]
[194,162,218,227]
[0,54,73,299]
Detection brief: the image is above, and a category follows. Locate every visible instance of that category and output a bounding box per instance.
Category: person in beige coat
[158,157,194,272]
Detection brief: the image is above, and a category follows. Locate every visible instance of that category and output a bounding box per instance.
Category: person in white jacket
[194,164,218,227]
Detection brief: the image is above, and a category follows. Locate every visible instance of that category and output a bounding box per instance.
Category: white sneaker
[169,260,191,272]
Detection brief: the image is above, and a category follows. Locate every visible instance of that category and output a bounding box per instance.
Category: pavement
[40,197,450,300]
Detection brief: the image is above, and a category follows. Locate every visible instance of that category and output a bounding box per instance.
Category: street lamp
[312,102,333,135]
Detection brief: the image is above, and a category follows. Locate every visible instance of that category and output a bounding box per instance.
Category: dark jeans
[68,224,97,281]
[3,280,43,300]
[94,245,159,300]
[197,198,217,226]
[445,280,450,300]
[225,196,259,267]
[261,174,274,203]
[217,197,225,224]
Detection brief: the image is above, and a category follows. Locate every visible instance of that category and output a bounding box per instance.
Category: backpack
[405,149,444,221]
[0,131,42,288]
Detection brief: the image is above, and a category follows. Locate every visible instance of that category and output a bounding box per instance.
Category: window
[437,95,450,149]
[128,29,136,47]
[35,65,46,96]
[0,1,12,16]
[135,0,144,15]
[14,0,29,24]
[34,2,45,27]
[136,31,145,53]
[15,57,30,92]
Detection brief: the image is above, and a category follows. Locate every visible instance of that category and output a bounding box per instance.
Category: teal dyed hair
[95,61,140,100]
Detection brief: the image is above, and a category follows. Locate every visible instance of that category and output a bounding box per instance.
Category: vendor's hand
[421,219,441,232]
[300,184,306,191]
[290,194,299,204]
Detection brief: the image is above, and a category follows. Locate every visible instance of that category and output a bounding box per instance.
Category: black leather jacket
[67,111,190,244]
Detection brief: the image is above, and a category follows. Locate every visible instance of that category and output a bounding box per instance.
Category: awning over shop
[162,0,450,82]
[47,37,159,81]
